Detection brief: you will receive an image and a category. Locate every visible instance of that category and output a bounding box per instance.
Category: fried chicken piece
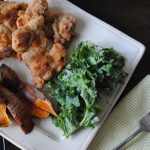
[17,0,53,42]
[0,1,27,59]
[52,14,76,44]
[17,0,54,41]
[12,0,67,88]
[22,50,54,82]
[0,25,13,58]
[12,16,48,53]
[17,0,48,28]
[25,0,48,17]
[49,43,67,72]
[21,43,66,88]
[13,15,53,54]
[12,27,35,53]
[12,16,60,88]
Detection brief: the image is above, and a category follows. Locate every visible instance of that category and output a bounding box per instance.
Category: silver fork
[0,137,5,150]
[113,112,150,150]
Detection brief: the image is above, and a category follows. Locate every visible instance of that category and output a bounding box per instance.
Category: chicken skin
[12,0,68,88]
[52,14,76,45]
[1,0,76,88]
[0,1,27,59]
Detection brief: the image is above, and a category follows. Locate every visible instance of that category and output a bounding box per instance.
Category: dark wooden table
[1,0,150,149]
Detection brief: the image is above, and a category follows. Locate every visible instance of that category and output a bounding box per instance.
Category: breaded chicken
[0,1,27,59]
[52,14,76,44]
[16,0,48,28]
[12,0,67,88]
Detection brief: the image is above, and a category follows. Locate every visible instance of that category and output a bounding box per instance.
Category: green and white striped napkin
[88,75,150,150]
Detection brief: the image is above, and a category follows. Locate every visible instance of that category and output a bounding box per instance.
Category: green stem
[80,94,89,106]
[79,108,89,127]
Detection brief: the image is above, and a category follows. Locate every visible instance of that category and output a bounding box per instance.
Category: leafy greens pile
[46,41,127,138]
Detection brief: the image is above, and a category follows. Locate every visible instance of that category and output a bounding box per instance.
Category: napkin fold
[88,75,150,150]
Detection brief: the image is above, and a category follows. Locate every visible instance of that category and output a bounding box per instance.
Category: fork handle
[113,128,142,150]
[2,137,5,150]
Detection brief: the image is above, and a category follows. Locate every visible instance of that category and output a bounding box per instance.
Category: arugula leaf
[46,41,127,138]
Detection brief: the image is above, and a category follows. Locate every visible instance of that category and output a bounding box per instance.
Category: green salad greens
[46,41,127,138]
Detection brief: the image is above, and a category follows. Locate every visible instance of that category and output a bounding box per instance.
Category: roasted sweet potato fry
[0,87,48,132]
[30,106,49,119]
[0,64,57,116]
[0,84,34,134]
[0,101,12,127]
[15,94,49,119]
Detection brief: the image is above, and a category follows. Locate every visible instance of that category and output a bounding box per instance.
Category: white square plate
[0,0,145,150]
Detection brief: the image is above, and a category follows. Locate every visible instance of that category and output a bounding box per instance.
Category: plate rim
[0,0,145,150]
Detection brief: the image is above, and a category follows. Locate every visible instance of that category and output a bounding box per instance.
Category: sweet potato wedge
[0,64,57,116]
[30,106,49,119]
[0,84,34,134]
[0,102,12,127]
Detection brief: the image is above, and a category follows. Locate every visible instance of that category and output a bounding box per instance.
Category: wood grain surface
[0,0,150,149]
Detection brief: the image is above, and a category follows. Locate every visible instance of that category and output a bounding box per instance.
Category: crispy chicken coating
[52,14,76,44]
[0,1,27,59]
[1,0,76,88]
[12,0,67,88]
[16,0,48,28]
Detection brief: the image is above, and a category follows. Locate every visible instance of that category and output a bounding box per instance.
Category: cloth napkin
[88,75,150,150]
